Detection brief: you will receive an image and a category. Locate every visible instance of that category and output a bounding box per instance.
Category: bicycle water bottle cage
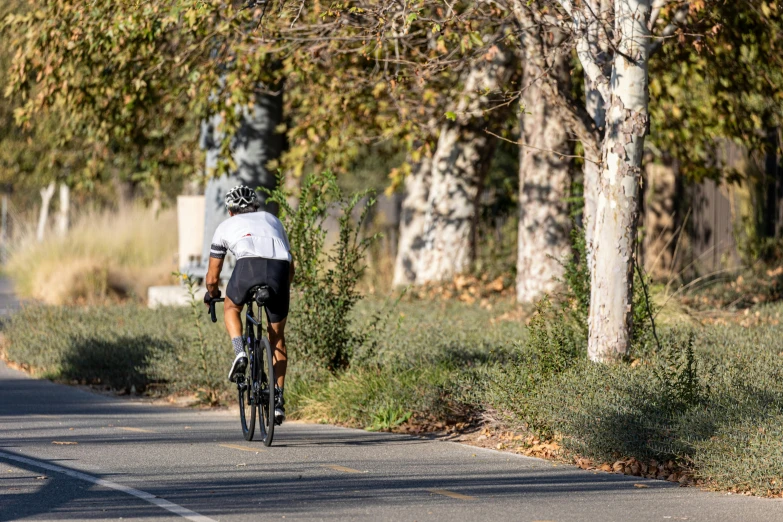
[253,285,271,306]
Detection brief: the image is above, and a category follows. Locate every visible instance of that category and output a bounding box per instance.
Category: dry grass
[6,206,177,304]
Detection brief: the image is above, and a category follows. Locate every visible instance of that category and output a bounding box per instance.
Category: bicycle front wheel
[257,337,275,447]
[238,345,256,441]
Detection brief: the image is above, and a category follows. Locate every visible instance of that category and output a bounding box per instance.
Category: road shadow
[60,335,173,391]
[0,454,165,521]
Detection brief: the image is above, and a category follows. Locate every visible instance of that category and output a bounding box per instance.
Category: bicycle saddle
[250,285,271,306]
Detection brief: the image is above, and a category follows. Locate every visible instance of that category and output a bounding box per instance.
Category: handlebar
[207,297,225,323]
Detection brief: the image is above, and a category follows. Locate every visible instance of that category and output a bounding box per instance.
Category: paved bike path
[1,361,781,521]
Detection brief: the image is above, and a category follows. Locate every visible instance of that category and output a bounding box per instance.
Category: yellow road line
[427,489,476,501]
[118,427,156,434]
[322,464,362,473]
[218,444,265,453]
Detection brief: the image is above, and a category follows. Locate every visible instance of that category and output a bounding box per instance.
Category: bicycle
[208,286,276,446]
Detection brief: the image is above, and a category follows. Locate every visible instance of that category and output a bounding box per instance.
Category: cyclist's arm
[206,256,223,299]
[206,231,228,299]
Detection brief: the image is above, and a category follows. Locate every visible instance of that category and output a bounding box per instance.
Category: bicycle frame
[208,294,275,445]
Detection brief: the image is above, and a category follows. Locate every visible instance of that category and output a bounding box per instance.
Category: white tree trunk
[416,45,513,283]
[516,48,572,303]
[586,0,652,361]
[392,157,432,286]
[37,182,56,242]
[56,183,70,237]
[582,0,609,266]
[416,127,494,283]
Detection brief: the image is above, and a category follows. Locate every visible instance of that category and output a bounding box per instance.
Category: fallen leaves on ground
[575,456,697,486]
[457,426,703,490]
[404,274,514,304]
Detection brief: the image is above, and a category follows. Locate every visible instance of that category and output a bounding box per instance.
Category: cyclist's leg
[224,296,248,380]
[263,258,290,389]
[267,318,287,389]
[224,261,250,381]
[223,297,243,338]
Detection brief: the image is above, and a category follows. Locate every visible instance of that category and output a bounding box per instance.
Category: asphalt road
[2,361,783,522]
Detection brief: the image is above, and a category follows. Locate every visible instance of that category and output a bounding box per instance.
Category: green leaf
[445,111,456,121]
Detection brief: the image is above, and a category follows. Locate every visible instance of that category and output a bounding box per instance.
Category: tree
[393,153,432,286]
[555,0,653,361]
[508,0,783,360]
[414,43,515,283]
[35,182,55,242]
[515,31,573,303]
[509,0,651,360]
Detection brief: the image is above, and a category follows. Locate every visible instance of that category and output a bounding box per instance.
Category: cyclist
[204,185,293,425]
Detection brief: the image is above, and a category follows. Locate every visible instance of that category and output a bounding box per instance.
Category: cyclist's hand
[204,289,221,307]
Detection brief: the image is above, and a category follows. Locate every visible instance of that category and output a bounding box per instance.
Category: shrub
[153,274,226,404]
[264,171,378,372]
[2,301,232,402]
[288,297,525,427]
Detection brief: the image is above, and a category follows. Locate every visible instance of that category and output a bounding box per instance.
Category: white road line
[0,450,216,522]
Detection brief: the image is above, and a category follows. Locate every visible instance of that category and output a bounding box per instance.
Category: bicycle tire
[257,336,275,446]
[238,344,256,441]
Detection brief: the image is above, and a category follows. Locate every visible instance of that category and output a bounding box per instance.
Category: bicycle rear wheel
[257,337,275,446]
[238,345,256,441]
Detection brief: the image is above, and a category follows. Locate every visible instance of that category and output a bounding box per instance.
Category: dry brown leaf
[767,266,783,277]
[576,458,593,469]
[633,483,649,488]
[487,277,504,292]
[458,293,476,304]
[52,441,78,445]
[599,463,612,472]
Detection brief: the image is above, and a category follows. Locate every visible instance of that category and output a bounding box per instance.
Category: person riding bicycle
[204,185,294,425]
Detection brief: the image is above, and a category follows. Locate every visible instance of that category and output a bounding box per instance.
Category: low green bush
[483,318,783,496]
[287,298,525,427]
[2,301,232,402]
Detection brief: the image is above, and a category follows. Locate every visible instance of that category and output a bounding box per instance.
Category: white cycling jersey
[209,211,292,263]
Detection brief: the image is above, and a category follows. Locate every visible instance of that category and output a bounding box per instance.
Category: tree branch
[649,0,668,29]
[554,0,611,102]
[650,3,689,57]
[510,0,602,161]
[484,128,599,164]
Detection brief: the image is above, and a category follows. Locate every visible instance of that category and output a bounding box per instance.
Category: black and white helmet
[225,185,259,213]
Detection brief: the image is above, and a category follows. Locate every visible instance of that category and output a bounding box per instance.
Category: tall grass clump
[6,205,177,304]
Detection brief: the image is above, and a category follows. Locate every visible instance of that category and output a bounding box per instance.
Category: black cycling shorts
[226,257,290,323]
